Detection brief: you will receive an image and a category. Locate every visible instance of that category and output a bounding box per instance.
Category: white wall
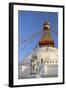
[0,0,66,90]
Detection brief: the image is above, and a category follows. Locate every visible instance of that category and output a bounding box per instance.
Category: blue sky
[18,10,58,64]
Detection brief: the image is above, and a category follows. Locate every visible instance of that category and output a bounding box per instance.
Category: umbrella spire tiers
[39,21,54,47]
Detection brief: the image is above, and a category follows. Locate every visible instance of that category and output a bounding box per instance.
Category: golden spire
[39,21,54,47]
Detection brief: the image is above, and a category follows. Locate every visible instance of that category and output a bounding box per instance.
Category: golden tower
[39,21,54,47]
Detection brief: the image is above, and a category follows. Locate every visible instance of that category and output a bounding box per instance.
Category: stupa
[18,21,58,79]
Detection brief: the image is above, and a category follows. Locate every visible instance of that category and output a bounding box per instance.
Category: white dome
[22,47,58,65]
[36,47,58,65]
[19,47,58,79]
